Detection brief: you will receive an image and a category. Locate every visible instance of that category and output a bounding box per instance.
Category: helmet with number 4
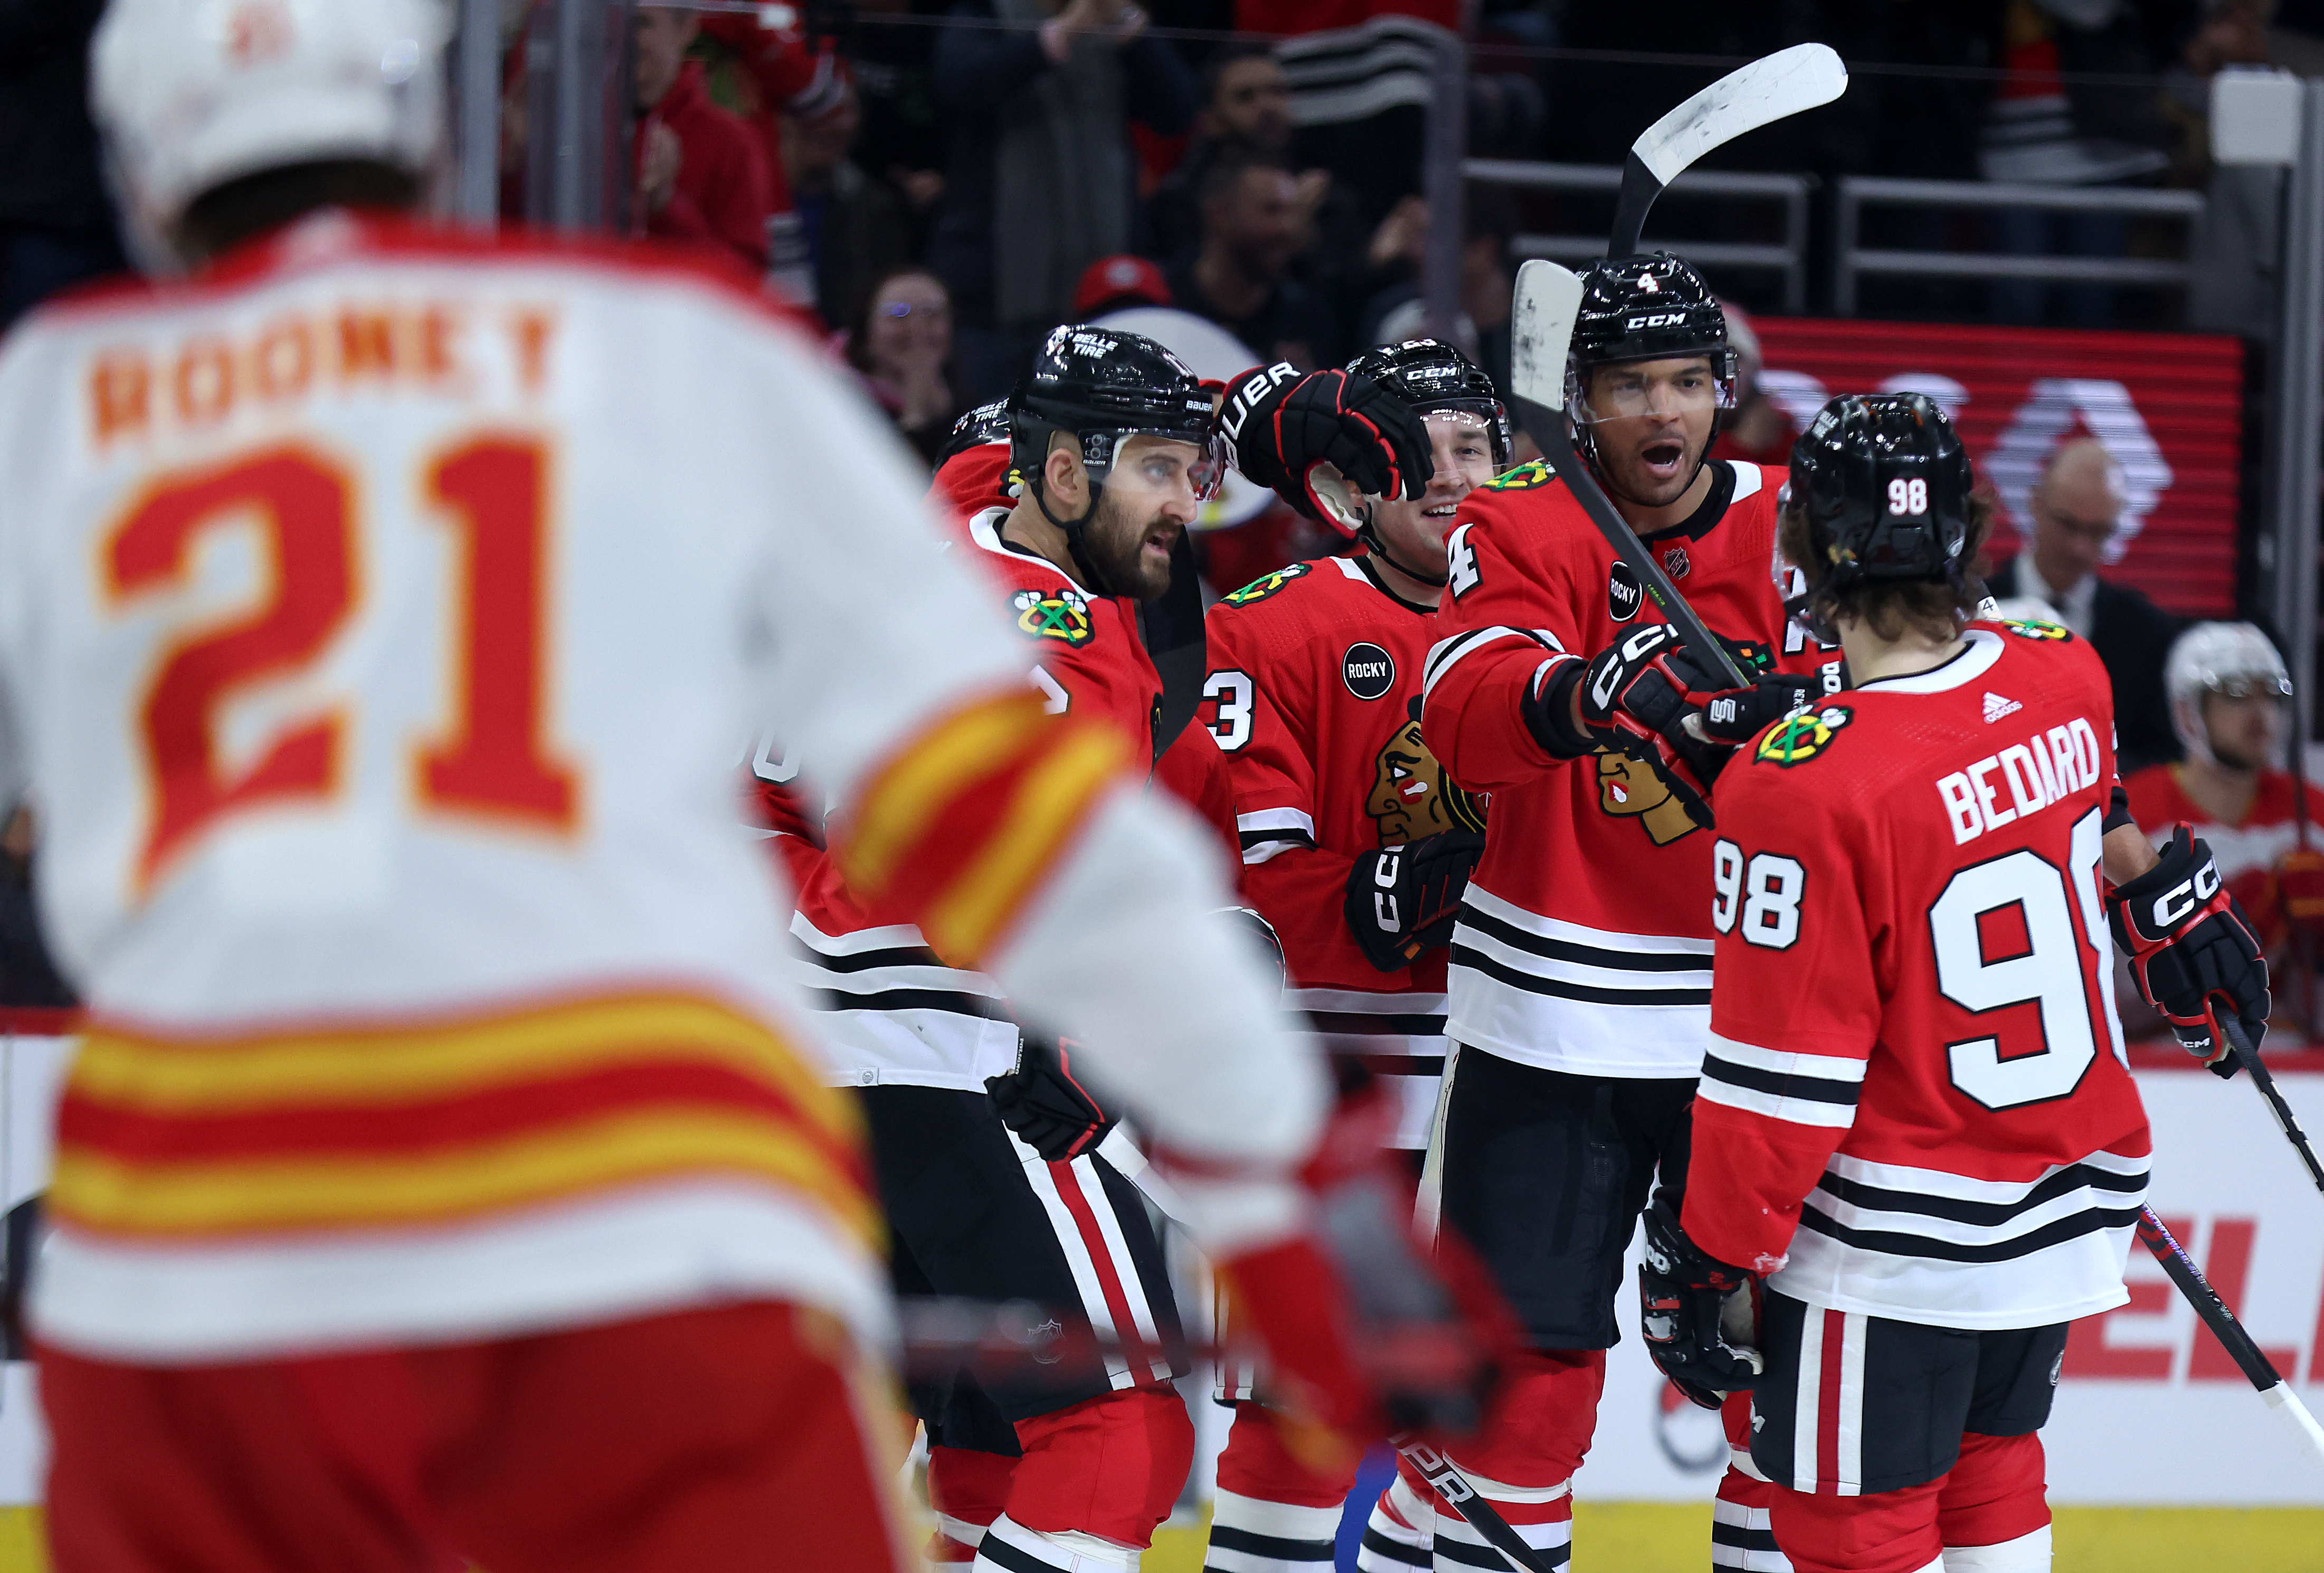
[93,0,449,273]
[1786,393,1975,596]
[2165,621,2293,770]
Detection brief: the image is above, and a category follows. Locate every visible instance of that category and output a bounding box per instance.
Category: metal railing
[1833,176,2207,314]
[1463,158,1814,313]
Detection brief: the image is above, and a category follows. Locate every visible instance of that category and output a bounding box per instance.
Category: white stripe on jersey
[1770,1148,2148,1329]
[1421,625,1567,701]
[1697,1034,1865,1129]
[1287,986,1448,1149]
[1237,806,1318,865]
[786,912,1020,1089]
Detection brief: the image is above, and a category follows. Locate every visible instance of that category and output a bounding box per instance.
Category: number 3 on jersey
[104,436,578,894]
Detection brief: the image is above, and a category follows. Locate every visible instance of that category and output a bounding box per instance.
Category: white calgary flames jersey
[0,213,1316,1362]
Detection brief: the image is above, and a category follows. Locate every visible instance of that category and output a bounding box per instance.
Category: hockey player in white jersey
[0,6,1495,1571]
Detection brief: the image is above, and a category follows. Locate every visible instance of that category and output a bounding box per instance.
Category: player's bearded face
[1086,436,1201,601]
[2204,691,2285,773]
[1585,356,1719,507]
[1369,412,1500,573]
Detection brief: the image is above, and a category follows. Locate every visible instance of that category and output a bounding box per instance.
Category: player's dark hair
[1779,493,1994,645]
[178,159,422,262]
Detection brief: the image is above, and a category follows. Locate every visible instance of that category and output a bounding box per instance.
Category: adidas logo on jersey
[1981,692,2022,723]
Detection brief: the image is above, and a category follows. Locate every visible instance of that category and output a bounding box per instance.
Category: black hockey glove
[1637,1195,1763,1409]
[986,1035,1115,1162]
[1573,627,1735,829]
[1219,363,1433,526]
[2108,825,2270,1078]
[1344,830,1487,972]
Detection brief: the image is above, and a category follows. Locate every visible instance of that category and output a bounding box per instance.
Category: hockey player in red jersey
[1197,340,1505,1573]
[1664,395,2270,1573]
[933,399,1019,525]
[1352,254,1831,1573]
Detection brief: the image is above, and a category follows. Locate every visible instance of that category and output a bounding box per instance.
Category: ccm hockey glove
[1637,1194,1763,1409]
[1219,363,1433,526]
[1344,830,1488,971]
[986,1035,1115,1161]
[2109,824,2270,1077]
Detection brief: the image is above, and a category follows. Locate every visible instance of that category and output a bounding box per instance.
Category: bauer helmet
[1786,393,1975,594]
[2165,621,2293,771]
[1346,338,1513,471]
[1564,252,1736,474]
[93,0,449,275]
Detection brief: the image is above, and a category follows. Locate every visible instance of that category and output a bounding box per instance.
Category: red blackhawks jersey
[1202,554,1483,1147]
[771,507,1217,1088]
[1421,459,1836,1076]
[1685,623,2152,1330]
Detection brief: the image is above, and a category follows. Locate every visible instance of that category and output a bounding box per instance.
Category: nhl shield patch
[1013,587,1094,646]
[1222,563,1311,606]
[1754,705,1853,767]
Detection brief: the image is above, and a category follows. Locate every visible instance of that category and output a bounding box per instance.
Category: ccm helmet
[1335,338,1508,586]
[1787,392,1974,594]
[93,0,449,274]
[2165,622,2293,770]
[1564,252,1736,484]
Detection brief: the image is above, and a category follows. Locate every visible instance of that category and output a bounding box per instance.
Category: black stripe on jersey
[1701,1053,1862,1107]
[1207,1526,1336,1565]
[1421,627,1505,690]
[1814,1160,2148,1229]
[1711,1521,1781,1555]
[1240,827,1318,853]
[1351,1054,1448,1079]
[1450,943,1712,1007]
[1797,1200,2146,1264]
[808,987,1011,1018]
[791,938,945,974]
[1359,1529,1433,1570]
[1434,1536,1569,1570]
[1458,905,1711,975]
[1304,1007,1449,1038]
[976,1534,1063,1573]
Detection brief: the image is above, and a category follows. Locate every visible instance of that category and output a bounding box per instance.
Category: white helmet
[2165,620,2292,769]
[91,0,449,272]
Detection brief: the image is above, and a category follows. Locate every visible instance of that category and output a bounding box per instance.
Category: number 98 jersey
[1684,621,2152,1330]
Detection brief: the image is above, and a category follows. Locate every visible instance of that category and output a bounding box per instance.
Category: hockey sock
[1767,1476,1946,1573]
[1427,1466,1571,1573]
[1933,1433,2048,1562]
[930,1445,1018,1562]
[1712,1395,1789,1573]
[975,1513,1140,1573]
[1003,1388,1195,1549]
[1354,1470,1434,1573]
[1940,1527,2051,1573]
[1203,1491,1342,1573]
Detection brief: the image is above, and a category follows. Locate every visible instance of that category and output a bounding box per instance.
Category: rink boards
[0,1027,2319,1509]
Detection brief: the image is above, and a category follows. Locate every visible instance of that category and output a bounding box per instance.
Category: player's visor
[1094,430,1228,503]
[1569,352,1738,425]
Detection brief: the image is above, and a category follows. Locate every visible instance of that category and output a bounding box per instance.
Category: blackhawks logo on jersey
[1222,563,1312,606]
[1484,459,1553,492]
[1596,749,1699,846]
[1369,697,1488,845]
[1754,705,1853,767]
[1013,587,1094,646]
[1998,616,2073,643]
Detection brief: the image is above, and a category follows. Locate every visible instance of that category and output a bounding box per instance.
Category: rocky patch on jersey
[1484,459,1553,491]
[1608,562,1642,622]
[1370,697,1487,844]
[1754,705,1853,767]
[1596,749,1697,846]
[1343,643,1396,700]
[1998,616,2072,642]
[1013,587,1094,646]
[1222,563,1311,606]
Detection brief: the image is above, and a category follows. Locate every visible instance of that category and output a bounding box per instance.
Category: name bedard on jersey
[1419,459,1836,1079]
[1203,554,1472,1148]
[1691,625,2151,1330]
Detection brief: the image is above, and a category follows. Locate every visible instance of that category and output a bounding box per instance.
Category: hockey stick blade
[1610,43,1848,258]
[1509,259,1752,690]
[1393,1437,1566,1573]
[2137,1208,2324,1474]
[2222,1010,2324,1196]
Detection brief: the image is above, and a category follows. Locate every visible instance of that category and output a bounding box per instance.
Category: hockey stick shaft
[2221,1011,2324,1197]
[2135,1208,2324,1473]
[1506,392,1754,690]
[1392,1437,1566,1573]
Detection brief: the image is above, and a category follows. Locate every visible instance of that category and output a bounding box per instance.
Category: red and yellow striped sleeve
[829,689,1134,966]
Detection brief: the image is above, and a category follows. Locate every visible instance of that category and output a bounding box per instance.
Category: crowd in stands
[5,1,2324,1019]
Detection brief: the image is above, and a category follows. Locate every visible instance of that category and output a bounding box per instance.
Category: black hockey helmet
[1786,393,1975,597]
[1564,252,1735,418]
[1346,338,1512,469]
[939,399,1012,468]
[1008,325,1223,500]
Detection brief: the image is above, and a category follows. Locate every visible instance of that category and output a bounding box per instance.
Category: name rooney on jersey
[1937,717,2104,845]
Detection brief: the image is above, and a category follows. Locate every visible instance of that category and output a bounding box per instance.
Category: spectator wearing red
[1073,253,1172,318]
[632,6,774,272]
[698,6,850,217]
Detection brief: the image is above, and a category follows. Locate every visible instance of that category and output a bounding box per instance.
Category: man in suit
[1987,436,2182,771]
